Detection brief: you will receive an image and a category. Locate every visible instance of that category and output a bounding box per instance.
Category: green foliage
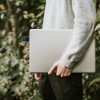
[0,0,100,100]
[83,16,100,100]
[0,0,45,99]
[89,77,100,86]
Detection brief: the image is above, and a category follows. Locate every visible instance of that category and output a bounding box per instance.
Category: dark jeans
[39,73,83,100]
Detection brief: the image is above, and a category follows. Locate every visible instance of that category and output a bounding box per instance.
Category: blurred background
[0,0,100,100]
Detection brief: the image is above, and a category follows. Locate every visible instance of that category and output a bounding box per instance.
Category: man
[34,0,96,100]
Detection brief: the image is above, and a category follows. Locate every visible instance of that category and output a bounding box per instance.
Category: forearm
[58,0,96,68]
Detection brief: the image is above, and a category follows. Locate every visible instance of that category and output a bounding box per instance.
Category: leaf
[95,23,100,31]
[89,77,100,87]
[0,30,6,38]
[10,54,19,67]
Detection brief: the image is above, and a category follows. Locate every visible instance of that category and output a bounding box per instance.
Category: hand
[34,73,41,81]
[48,61,72,77]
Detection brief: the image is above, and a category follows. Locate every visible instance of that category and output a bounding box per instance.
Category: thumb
[34,73,41,81]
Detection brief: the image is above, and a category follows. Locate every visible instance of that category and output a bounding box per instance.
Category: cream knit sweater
[42,0,96,68]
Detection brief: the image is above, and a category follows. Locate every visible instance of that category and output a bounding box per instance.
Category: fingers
[67,69,72,76]
[48,62,57,74]
[61,68,67,77]
[34,73,41,81]
[48,61,72,77]
[57,66,72,77]
[63,68,72,77]
[56,65,64,76]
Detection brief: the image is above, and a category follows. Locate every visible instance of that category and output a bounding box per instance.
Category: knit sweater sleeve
[58,0,96,68]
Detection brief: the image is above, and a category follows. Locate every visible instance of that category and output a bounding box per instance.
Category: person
[34,0,96,100]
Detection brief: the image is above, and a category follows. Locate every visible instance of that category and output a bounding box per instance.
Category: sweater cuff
[58,53,75,69]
